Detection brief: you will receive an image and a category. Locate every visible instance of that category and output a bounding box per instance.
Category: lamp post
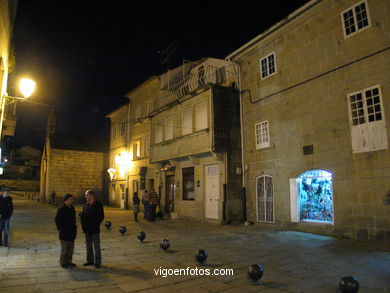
[0,78,36,140]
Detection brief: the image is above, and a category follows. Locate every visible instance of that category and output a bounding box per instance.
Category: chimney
[47,109,56,137]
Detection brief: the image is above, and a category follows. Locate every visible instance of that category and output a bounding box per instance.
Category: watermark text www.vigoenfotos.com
[154,267,234,278]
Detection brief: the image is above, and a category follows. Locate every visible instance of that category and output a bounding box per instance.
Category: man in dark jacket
[55,194,77,268]
[80,190,104,268]
[0,187,13,247]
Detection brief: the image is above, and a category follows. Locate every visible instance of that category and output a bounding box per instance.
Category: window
[154,122,163,144]
[260,52,276,79]
[165,116,174,140]
[348,85,387,153]
[135,107,141,120]
[132,142,140,160]
[111,125,117,141]
[120,184,125,200]
[255,120,270,149]
[182,167,194,200]
[341,1,370,37]
[290,170,333,224]
[195,102,208,131]
[146,102,153,116]
[182,108,193,135]
[120,121,126,137]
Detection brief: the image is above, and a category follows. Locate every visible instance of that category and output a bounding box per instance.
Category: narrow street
[0,199,389,293]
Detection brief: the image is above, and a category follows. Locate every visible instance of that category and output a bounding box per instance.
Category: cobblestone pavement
[0,200,389,293]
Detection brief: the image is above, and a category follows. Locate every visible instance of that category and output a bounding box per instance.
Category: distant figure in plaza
[148,188,159,222]
[50,190,56,204]
[55,194,77,268]
[132,192,140,222]
[80,190,104,268]
[0,187,13,247]
[141,190,150,220]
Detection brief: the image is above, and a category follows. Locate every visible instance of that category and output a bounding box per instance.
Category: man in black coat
[55,194,77,268]
[0,187,13,247]
[80,190,104,268]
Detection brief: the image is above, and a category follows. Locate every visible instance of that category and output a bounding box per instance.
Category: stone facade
[227,0,390,240]
[0,0,18,137]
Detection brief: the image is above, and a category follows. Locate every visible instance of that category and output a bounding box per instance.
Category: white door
[205,164,220,219]
[119,184,125,209]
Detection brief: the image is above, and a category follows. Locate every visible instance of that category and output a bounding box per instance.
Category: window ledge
[252,144,275,152]
[154,128,209,146]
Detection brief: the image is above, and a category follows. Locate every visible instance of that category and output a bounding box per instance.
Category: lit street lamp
[0,78,36,140]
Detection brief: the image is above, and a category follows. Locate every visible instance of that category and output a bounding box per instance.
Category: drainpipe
[126,101,131,210]
[228,60,247,223]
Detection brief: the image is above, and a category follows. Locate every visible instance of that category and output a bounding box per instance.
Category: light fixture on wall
[196,179,200,188]
[107,168,116,181]
[176,181,180,188]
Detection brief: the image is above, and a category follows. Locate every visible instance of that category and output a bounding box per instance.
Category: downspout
[125,101,131,210]
[227,60,247,223]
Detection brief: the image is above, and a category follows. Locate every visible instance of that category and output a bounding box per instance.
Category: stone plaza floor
[0,199,389,293]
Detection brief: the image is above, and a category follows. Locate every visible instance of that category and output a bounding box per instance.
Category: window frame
[182,167,195,201]
[259,52,276,80]
[255,120,270,150]
[120,121,126,137]
[182,107,193,136]
[195,101,208,131]
[111,125,117,141]
[154,121,163,144]
[165,116,174,141]
[347,85,384,128]
[341,0,371,38]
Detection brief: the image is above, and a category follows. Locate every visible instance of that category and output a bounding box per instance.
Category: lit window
[255,120,270,149]
[132,142,140,160]
[341,1,370,37]
[259,52,276,79]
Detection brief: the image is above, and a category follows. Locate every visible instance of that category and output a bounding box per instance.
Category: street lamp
[0,78,36,140]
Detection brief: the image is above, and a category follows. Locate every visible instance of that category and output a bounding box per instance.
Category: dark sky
[8,0,309,150]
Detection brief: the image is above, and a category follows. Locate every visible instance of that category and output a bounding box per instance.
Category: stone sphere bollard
[119,226,127,235]
[248,264,264,283]
[195,249,208,264]
[137,231,146,242]
[160,239,170,251]
[105,221,112,229]
[339,276,359,293]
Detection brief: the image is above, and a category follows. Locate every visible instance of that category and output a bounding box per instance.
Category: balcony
[150,64,238,115]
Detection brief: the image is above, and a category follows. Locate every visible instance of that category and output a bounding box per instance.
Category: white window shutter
[290,178,299,223]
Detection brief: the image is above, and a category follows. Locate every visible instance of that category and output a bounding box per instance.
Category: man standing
[80,190,104,268]
[148,188,158,222]
[55,194,77,268]
[0,187,13,247]
[141,190,150,220]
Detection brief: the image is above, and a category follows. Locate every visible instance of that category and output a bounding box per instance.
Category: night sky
[8,0,309,150]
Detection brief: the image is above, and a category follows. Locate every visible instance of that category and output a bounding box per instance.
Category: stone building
[40,111,108,203]
[149,58,243,223]
[0,0,18,138]
[226,0,390,239]
[106,77,161,209]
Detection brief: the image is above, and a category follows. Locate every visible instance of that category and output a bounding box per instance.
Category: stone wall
[0,179,39,191]
[47,149,106,203]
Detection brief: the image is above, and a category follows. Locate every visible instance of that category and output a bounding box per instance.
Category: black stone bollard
[248,264,264,283]
[105,221,112,229]
[195,249,208,264]
[160,239,170,251]
[119,226,127,235]
[339,276,359,293]
[137,231,146,242]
